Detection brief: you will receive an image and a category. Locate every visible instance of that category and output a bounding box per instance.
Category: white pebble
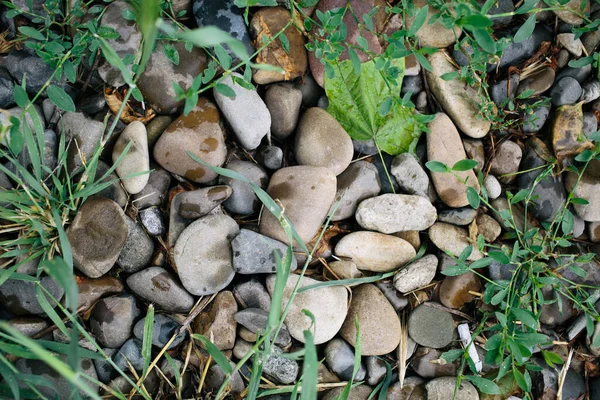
[484,175,501,200]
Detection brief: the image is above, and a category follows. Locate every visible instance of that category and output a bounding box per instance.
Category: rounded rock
[551,76,583,106]
[355,194,437,234]
[408,303,454,349]
[265,83,302,139]
[219,160,268,215]
[330,160,381,221]
[393,255,438,294]
[429,222,483,261]
[127,267,195,313]
[89,294,140,348]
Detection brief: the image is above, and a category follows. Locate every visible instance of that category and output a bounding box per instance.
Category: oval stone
[355,194,437,234]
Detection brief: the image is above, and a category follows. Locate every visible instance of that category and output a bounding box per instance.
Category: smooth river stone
[355,194,437,233]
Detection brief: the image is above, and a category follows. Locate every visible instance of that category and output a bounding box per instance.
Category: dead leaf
[306,223,349,260]
[104,87,156,124]
[551,102,594,170]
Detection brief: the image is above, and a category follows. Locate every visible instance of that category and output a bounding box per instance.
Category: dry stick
[556,348,574,399]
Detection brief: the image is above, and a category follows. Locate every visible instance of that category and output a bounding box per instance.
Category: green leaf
[324,58,421,155]
[179,26,249,61]
[568,55,594,68]
[192,334,232,374]
[279,33,290,54]
[425,161,449,173]
[472,28,496,53]
[13,85,29,108]
[47,85,76,112]
[18,26,44,41]
[452,159,478,171]
[96,35,134,86]
[561,208,575,235]
[441,349,464,363]
[141,305,154,379]
[214,44,232,70]
[440,71,460,81]
[467,186,480,209]
[489,251,510,265]
[511,308,538,329]
[464,376,501,395]
[215,83,236,98]
[456,14,493,29]
[408,6,429,37]
[347,48,361,74]
[163,42,179,65]
[42,258,77,312]
[514,14,536,43]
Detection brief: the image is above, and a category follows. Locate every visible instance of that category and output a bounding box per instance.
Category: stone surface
[0,66,14,108]
[219,160,268,215]
[91,161,127,208]
[391,153,430,197]
[98,1,142,87]
[523,101,551,133]
[551,77,583,106]
[439,272,481,309]
[426,53,492,138]
[89,294,140,348]
[193,290,237,350]
[9,317,48,337]
[138,41,207,114]
[295,107,354,176]
[234,308,291,347]
[476,214,502,243]
[139,207,166,236]
[232,229,297,274]
[249,7,307,84]
[330,161,381,221]
[408,302,454,349]
[0,277,64,316]
[557,33,584,56]
[127,267,195,313]
[263,346,299,384]
[517,67,555,97]
[177,185,232,219]
[405,0,461,47]
[117,215,154,273]
[255,145,284,170]
[490,140,522,184]
[205,361,245,394]
[114,338,144,372]
[483,175,502,200]
[425,377,479,400]
[213,73,270,150]
[327,260,363,281]
[335,231,416,272]
[325,338,367,381]
[323,386,373,400]
[427,113,480,207]
[67,196,128,278]
[429,222,483,261]
[553,0,589,25]
[174,214,239,295]
[355,194,436,234]
[145,116,172,151]
[133,313,186,349]
[490,75,519,106]
[266,83,302,139]
[393,255,438,294]
[59,112,105,173]
[566,159,600,221]
[412,347,458,378]
[77,276,124,311]
[259,166,337,244]
[438,208,477,226]
[266,274,348,344]
[233,279,271,311]
[153,98,227,183]
[340,284,401,356]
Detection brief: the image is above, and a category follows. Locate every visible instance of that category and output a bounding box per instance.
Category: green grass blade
[41,257,77,312]
[300,330,318,400]
[245,352,263,400]
[191,334,232,374]
[267,246,292,331]
[34,284,69,335]
[34,341,103,361]
[51,207,73,269]
[0,354,20,400]
[340,318,362,400]
[21,112,41,180]
[141,304,154,379]
[297,271,396,292]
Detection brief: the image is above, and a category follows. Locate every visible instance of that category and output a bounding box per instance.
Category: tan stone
[193,291,237,350]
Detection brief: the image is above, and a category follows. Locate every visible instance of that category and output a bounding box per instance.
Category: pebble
[192,0,254,57]
[355,194,437,234]
[425,377,479,400]
[193,290,237,350]
[93,161,128,208]
[77,276,124,311]
[233,279,271,311]
[340,284,401,356]
[405,0,461,47]
[540,286,576,326]
[265,83,302,139]
[126,267,195,313]
[153,98,227,183]
[9,317,48,337]
[551,77,583,106]
[490,75,519,106]
[335,231,416,272]
[94,348,117,383]
[523,101,551,133]
[232,229,297,274]
[266,274,348,344]
[476,214,502,243]
[401,75,423,96]
[59,112,105,173]
[89,294,140,348]
[324,338,367,381]
[138,42,207,114]
[330,160,381,221]
[408,302,454,348]
[295,107,353,176]
[249,7,307,84]
[377,281,409,311]
[365,356,387,386]
[66,196,128,278]
[112,121,151,194]
[139,207,166,236]
[553,0,589,25]
[429,222,483,261]
[391,153,430,197]
[6,47,68,96]
[427,113,481,208]
[117,215,154,273]
[488,260,517,281]
[327,260,363,281]
[583,112,598,137]
[426,53,491,138]
[114,338,144,372]
[177,185,232,219]
[393,255,438,294]
[557,33,584,56]
[298,74,323,107]
[323,386,373,400]
[581,81,600,104]
[205,361,245,394]
[463,139,485,173]
[255,145,283,170]
[0,277,64,316]
[556,64,592,83]
[213,73,270,150]
[438,208,477,226]
[517,66,555,97]
[174,214,238,295]
[395,230,421,252]
[145,116,172,151]
[98,1,141,87]
[259,166,337,244]
[492,25,553,70]
[219,160,268,215]
[483,175,502,200]
[133,314,185,349]
[405,53,421,76]
[412,347,458,378]
[263,346,299,384]
[439,272,481,309]
[490,140,522,184]
[0,66,14,108]
[234,308,291,347]
[168,192,193,247]
[566,159,600,221]
[387,377,426,399]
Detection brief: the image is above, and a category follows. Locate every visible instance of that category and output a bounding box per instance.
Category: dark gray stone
[219,160,268,215]
[5,48,67,95]
[482,0,513,26]
[298,74,323,107]
[234,308,291,347]
[255,145,283,170]
[408,302,454,349]
[556,63,592,83]
[139,206,166,236]
[0,66,14,108]
[133,314,186,349]
[324,338,366,381]
[562,370,585,400]
[232,229,297,274]
[438,208,477,226]
[551,76,582,106]
[401,75,423,97]
[353,138,378,155]
[94,348,117,383]
[490,25,553,70]
[11,0,47,20]
[490,75,519,106]
[114,338,144,372]
[373,153,400,194]
[132,168,172,210]
[0,276,64,316]
[488,260,516,281]
[89,294,141,348]
[376,281,409,311]
[94,161,128,208]
[522,101,550,133]
[118,215,154,273]
[79,93,106,115]
[233,279,271,311]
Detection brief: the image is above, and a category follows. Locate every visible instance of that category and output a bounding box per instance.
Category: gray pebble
[551,77,582,106]
[233,279,272,311]
[438,208,477,226]
[139,207,166,236]
[133,314,186,349]
[325,338,366,381]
